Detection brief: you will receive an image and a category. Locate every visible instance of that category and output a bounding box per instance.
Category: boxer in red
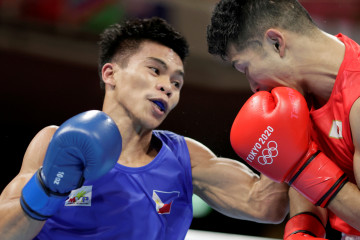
[208,0,360,239]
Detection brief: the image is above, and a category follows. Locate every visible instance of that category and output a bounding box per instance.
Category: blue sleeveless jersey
[34,130,193,240]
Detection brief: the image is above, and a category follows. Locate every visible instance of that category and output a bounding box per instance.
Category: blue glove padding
[20,110,122,220]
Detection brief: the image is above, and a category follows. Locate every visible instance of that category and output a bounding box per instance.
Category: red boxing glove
[230,87,348,207]
[284,212,326,240]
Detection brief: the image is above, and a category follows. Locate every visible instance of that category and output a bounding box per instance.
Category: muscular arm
[326,97,360,230]
[187,137,289,223]
[0,126,57,239]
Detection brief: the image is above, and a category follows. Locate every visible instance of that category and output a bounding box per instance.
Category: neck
[102,93,157,167]
[290,31,345,108]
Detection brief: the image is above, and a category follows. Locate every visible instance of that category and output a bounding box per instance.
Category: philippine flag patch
[152,190,180,214]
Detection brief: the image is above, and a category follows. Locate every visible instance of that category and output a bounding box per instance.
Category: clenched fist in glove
[230,87,347,207]
[21,110,122,220]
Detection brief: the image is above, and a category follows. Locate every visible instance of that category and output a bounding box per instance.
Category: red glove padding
[230,87,348,207]
[284,212,326,240]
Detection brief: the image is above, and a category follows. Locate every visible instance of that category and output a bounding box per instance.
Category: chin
[143,119,164,131]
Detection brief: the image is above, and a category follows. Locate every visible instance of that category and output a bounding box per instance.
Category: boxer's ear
[102,63,116,89]
[265,29,285,57]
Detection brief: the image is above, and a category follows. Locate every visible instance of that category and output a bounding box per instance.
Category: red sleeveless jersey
[310,34,360,235]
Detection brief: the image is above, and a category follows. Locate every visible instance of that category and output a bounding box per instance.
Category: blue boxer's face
[110,40,184,130]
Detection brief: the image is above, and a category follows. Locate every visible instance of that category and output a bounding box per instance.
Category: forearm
[289,187,327,224]
[328,182,360,231]
[290,181,360,232]
[0,200,44,239]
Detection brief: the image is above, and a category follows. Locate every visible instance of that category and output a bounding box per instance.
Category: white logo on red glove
[258,141,278,165]
[246,126,274,163]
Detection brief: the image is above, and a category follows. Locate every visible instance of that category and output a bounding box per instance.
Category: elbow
[252,191,290,224]
[255,204,288,224]
[265,207,288,224]
[253,178,290,224]
[260,196,289,224]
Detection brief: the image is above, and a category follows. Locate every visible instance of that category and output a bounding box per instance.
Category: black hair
[207,0,317,60]
[98,17,189,89]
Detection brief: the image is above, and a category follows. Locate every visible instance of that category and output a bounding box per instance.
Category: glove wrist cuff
[20,169,69,221]
[289,151,348,207]
[284,212,326,239]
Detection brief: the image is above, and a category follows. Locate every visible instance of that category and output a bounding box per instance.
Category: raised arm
[0,110,122,239]
[0,126,57,239]
[187,137,289,224]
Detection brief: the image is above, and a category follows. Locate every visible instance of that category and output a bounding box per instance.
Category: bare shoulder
[19,125,58,174]
[0,125,58,201]
[184,137,216,168]
[184,137,254,179]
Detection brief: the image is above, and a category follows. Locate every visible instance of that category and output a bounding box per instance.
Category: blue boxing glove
[20,110,122,220]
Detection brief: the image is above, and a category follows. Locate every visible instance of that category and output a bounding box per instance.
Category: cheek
[131,71,152,87]
[251,63,273,80]
[169,93,180,111]
[115,77,150,106]
[122,71,153,91]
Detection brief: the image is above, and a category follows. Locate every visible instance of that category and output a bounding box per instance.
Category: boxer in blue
[0,17,289,240]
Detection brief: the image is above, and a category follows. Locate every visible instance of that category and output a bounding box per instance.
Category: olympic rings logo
[257,141,278,165]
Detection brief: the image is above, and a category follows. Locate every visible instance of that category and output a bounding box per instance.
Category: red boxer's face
[227,40,299,94]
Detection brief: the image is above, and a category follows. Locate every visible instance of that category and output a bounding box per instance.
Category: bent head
[207,0,317,92]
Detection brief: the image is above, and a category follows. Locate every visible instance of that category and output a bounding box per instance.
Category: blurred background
[1,0,360,239]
